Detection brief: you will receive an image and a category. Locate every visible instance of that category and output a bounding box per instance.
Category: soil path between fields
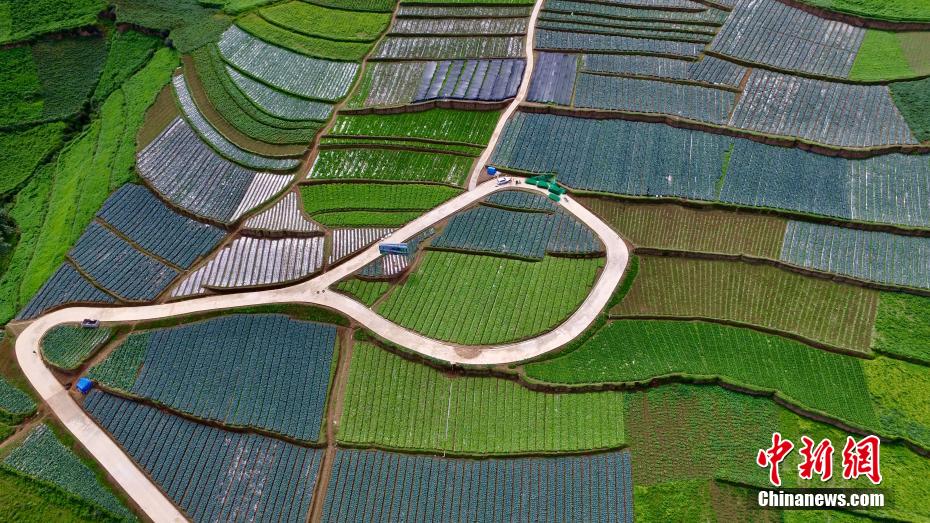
[466,0,545,190]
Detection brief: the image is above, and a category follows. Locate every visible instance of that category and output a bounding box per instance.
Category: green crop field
[339,342,625,454]
[612,256,878,353]
[335,278,390,306]
[41,325,113,371]
[311,210,423,227]
[329,109,501,146]
[891,76,930,142]
[872,292,930,363]
[259,2,391,43]
[236,13,373,62]
[624,383,930,521]
[301,182,462,215]
[864,356,930,449]
[578,197,787,258]
[849,30,930,81]
[799,0,930,22]
[309,147,475,186]
[378,251,603,344]
[526,320,881,433]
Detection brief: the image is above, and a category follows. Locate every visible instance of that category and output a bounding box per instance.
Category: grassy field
[93,30,163,103]
[864,356,930,449]
[579,197,787,258]
[329,109,501,146]
[0,48,177,324]
[0,123,66,197]
[378,251,603,345]
[799,0,930,22]
[335,278,390,306]
[0,0,104,45]
[872,292,930,363]
[338,342,625,455]
[850,30,921,81]
[259,2,391,42]
[612,256,879,353]
[32,37,108,121]
[309,148,475,186]
[0,46,43,126]
[526,320,880,431]
[301,182,462,215]
[301,0,396,12]
[236,13,373,62]
[113,0,232,53]
[623,383,930,521]
[891,77,930,142]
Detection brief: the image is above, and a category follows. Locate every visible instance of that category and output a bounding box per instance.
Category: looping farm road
[10,0,630,518]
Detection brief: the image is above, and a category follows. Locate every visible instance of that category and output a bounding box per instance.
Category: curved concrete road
[14,179,627,522]
[466,0,545,190]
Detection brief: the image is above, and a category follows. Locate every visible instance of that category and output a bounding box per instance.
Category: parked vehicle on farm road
[81,319,100,329]
[379,243,410,256]
[496,177,512,186]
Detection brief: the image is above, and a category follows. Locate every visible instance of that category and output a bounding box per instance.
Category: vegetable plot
[17,263,117,320]
[91,314,336,441]
[171,236,325,296]
[526,320,880,431]
[330,108,500,146]
[322,448,634,522]
[218,26,359,101]
[780,221,930,290]
[578,198,787,259]
[612,256,878,353]
[309,147,474,185]
[1,425,133,521]
[0,377,35,420]
[41,325,113,371]
[96,184,226,269]
[242,192,322,235]
[728,71,916,148]
[377,251,603,344]
[574,74,736,124]
[173,75,302,170]
[68,223,179,302]
[84,391,324,523]
[138,118,292,224]
[431,204,603,260]
[339,342,625,454]
[709,0,865,78]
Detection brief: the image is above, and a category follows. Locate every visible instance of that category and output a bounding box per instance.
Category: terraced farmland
[171,236,325,296]
[84,391,324,523]
[89,314,337,441]
[492,112,930,228]
[309,147,475,185]
[612,256,878,352]
[339,342,625,454]
[579,198,787,258]
[323,448,633,522]
[300,182,462,226]
[525,320,885,437]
